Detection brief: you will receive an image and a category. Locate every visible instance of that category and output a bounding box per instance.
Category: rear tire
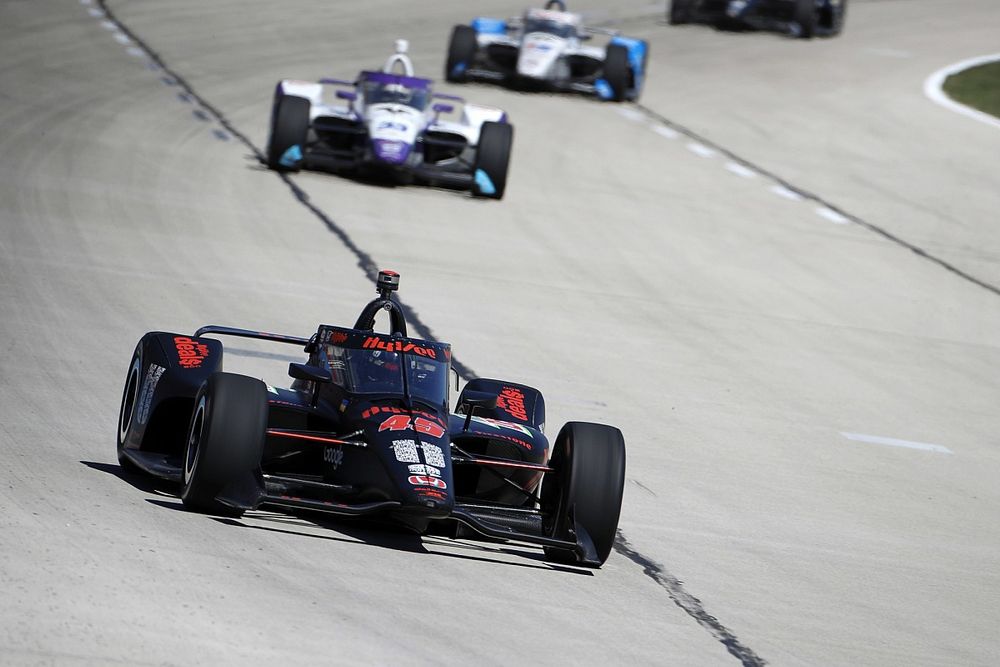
[446,25,478,83]
[181,373,267,517]
[472,121,513,200]
[668,0,693,25]
[266,94,310,171]
[541,422,626,567]
[793,0,818,38]
[603,44,630,103]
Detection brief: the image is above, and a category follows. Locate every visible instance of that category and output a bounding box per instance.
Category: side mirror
[433,102,455,118]
[288,363,332,383]
[460,390,498,431]
[336,89,357,102]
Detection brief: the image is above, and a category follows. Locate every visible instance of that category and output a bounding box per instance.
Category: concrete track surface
[2,0,998,664]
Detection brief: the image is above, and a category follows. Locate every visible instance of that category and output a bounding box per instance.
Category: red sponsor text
[173,337,210,369]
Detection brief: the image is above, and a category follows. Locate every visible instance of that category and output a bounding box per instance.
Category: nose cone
[517,34,562,79]
[371,138,411,165]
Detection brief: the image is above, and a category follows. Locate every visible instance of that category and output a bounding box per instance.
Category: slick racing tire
[116,344,144,472]
[824,0,847,36]
[603,44,631,103]
[472,121,513,200]
[266,94,310,172]
[181,372,267,517]
[446,25,477,83]
[668,0,693,25]
[793,0,818,38]
[541,422,626,567]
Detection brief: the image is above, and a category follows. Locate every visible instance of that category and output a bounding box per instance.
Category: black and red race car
[116,271,626,567]
[668,0,847,38]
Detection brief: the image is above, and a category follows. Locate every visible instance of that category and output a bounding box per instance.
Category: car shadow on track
[210,512,593,575]
[80,460,177,495]
[246,153,482,201]
[84,460,590,574]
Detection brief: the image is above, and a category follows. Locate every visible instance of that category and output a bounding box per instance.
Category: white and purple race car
[445,1,648,102]
[266,41,514,199]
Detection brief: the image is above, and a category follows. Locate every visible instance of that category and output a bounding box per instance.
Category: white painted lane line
[617,107,646,123]
[100,20,116,30]
[725,161,756,178]
[841,432,953,454]
[113,32,131,45]
[816,207,850,224]
[924,54,1000,131]
[79,0,92,4]
[769,184,804,201]
[126,47,145,58]
[864,47,913,59]
[652,125,679,140]
[88,8,105,17]
[686,142,716,158]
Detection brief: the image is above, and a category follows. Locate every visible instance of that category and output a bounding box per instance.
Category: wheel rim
[118,356,142,445]
[183,396,206,484]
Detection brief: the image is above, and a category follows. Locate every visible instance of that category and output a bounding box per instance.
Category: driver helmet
[364,351,400,388]
[383,83,411,105]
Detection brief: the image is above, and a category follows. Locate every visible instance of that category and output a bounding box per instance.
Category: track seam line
[92,5,769,664]
[615,530,767,667]
[634,103,1000,298]
[94,0,477,381]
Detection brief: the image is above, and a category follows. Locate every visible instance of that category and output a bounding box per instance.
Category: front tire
[541,422,626,567]
[181,373,267,517]
[446,25,478,83]
[266,94,310,172]
[793,0,818,38]
[824,0,847,36]
[603,44,630,103]
[668,0,693,25]
[116,345,143,471]
[472,121,513,200]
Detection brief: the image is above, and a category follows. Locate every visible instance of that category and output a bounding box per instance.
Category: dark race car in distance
[668,0,847,38]
[116,270,626,567]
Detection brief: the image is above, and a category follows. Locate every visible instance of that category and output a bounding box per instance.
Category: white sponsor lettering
[408,464,441,477]
[391,439,420,463]
[136,364,165,425]
[420,442,445,467]
[323,446,344,468]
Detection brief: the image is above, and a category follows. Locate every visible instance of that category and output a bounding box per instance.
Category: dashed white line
[724,161,756,178]
[864,47,913,59]
[100,20,116,30]
[617,107,646,123]
[769,184,804,201]
[652,125,679,140]
[88,8,104,17]
[686,142,716,158]
[113,32,131,45]
[126,47,145,58]
[816,207,850,224]
[841,432,953,454]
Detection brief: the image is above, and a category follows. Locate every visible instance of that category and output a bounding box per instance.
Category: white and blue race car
[445,1,648,102]
[266,41,514,199]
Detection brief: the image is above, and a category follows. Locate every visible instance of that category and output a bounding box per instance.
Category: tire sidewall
[116,345,143,466]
